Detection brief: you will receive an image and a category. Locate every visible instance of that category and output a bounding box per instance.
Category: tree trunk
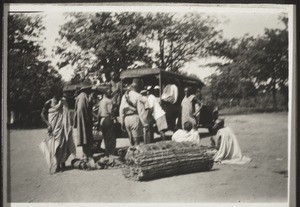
[159,38,165,69]
[271,78,277,110]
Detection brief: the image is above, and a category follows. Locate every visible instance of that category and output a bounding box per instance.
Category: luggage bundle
[123,141,216,181]
[71,156,123,171]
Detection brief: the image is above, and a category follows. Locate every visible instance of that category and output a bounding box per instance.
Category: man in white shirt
[147,86,168,141]
[172,121,200,144]
[161,82,178,104]
[119,79,149,146]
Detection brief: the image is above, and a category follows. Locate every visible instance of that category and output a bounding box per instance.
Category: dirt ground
[7,112,288,203]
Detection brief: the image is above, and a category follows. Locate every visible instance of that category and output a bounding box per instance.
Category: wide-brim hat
[80,81,92,91]
[80,85,92,90]
[140,90,147,95]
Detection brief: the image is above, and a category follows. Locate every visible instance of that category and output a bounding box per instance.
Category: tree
[206,16,288,109]
[145,13,220,71]
[56,12,153,82]
[205,36,258,101]
[249,16,288,109]
[8,14,62,118]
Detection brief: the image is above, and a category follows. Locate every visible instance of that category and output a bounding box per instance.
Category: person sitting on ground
[210,119,251,164]
[171,121,200,144]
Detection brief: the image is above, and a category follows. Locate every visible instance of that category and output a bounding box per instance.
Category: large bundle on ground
[123,141,216,181]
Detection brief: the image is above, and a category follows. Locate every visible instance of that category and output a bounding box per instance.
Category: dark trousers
[82,142,93,161]
[102,117,116,156]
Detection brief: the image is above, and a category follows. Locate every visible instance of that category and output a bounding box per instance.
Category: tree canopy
[205,16,288,109]
[56,12,153,82]
[145,13,220,71]
[55,12,221,82]
[8,13,63,114]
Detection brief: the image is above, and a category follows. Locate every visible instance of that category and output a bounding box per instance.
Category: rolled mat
[123,141,216,181]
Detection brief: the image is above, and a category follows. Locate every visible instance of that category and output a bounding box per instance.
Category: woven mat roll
[123,141,216,181]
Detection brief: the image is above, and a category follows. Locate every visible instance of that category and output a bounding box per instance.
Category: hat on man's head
[140,90,147,95]
[131,78,143,90]
[154,85,160,90]
[80,80,92,91]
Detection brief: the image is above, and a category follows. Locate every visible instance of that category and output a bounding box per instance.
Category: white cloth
[171,129,200,144]
[181,94,196,128]
[147,94,165,120]
[213,127,251,165]
[119,90,142,117]
[161,84,178,104]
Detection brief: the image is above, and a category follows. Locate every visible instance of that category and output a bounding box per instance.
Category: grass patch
[219,106,287,115]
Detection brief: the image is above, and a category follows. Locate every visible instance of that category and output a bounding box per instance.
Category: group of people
[40,72,121,174]
[40,73,250,174]
[119,78,168,146]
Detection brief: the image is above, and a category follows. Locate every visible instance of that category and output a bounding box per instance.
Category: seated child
[172,121,200,144]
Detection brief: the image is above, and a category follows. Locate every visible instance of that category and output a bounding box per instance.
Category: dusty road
[7,112,288,203]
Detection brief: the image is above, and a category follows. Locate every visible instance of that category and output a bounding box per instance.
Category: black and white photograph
[2,3,296,207]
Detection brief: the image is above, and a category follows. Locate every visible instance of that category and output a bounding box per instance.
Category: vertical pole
[159,72,162,98]
[120,79,123,95]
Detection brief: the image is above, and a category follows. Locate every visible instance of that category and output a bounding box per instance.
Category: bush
[218,93,288,115]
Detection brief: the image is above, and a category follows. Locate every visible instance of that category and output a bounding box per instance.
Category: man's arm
[73,98,78,128]
[119,96,126,131]
[137,99,149,128]
[41,100,52,133]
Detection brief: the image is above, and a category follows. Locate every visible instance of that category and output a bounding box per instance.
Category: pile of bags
[123,141,216,181]
[71,156,123,171]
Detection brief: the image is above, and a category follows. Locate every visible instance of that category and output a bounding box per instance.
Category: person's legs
[143,127,151,144]
[131,116,143,146]
[126,115,143,146]
[124,116,134,146]
[156,115,168,141]
[133,136,140,146]
[159,131,166,141]
[103,117,116,156]
[83,141,95,168]
[82,145,88,161]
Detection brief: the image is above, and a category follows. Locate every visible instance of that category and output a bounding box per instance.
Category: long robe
[181,94,196,128]
[39,98,76,174]
[74,92,93,146]
[213,127,251,164]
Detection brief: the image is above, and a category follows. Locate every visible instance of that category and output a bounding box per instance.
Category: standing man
[140,89,152,144]
[147,86,168,141]
[109,71,121,117]
[98,89,116,156]
[194,88,203,126]
[73,82,94,166]
[119,79,149,146]
[181,87,197,129]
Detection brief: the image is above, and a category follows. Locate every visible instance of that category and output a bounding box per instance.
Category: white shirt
[161,84,178,104]
[171,129,200,144]
[147,94,166,120]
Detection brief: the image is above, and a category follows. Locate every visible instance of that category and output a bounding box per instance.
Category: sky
[9,4,290,81]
